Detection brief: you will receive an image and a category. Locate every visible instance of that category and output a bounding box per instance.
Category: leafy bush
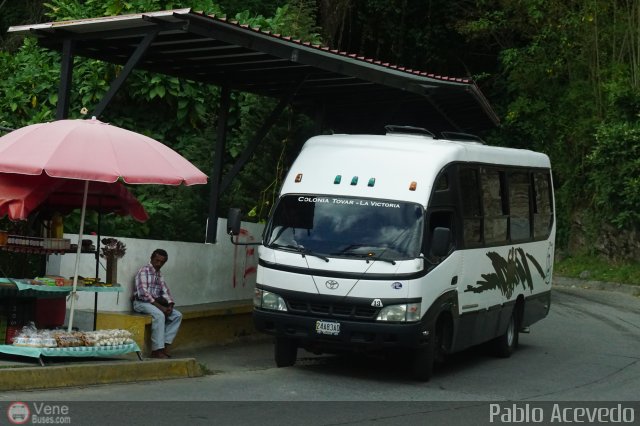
[0,0,321,243]
[588,122,640,228]
[555,254,640,285]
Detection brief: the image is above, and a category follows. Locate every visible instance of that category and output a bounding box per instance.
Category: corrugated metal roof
[9,8,499,133]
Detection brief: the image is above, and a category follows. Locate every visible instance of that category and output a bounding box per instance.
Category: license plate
[315,320,340,336]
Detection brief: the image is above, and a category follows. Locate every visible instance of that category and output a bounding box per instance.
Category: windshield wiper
[332,251,397,265]
[271,243,330,262]
[368,256,396,265]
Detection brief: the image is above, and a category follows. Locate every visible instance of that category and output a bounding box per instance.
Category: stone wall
[568,212,640,262]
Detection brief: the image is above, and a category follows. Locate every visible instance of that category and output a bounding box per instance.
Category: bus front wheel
[411,323,440,381]
[275,337,297,367]
[411,342,435,381]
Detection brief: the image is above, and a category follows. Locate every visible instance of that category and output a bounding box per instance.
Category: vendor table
[1,278,125,332]
[0,278,139,365]
[0,278,123,295]
[0,342,141,366]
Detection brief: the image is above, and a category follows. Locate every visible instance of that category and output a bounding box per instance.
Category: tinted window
[508,172,531,241]
[533,172,553,238]
[481,168,507,244]
[435,173,449,191]
[459,168,481,245]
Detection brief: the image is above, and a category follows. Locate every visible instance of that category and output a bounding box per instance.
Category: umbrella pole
[67,180,89,332]
[93,205,102,331]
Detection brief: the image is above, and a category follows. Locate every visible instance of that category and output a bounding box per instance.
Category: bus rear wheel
[275,337,297,367]
[494,309,519,358]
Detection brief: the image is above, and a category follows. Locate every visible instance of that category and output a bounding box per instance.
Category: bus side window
[459,168,481,246]
[481,168,508,244]
[508,171,532,241]
[533,172,553,238]
[435,172,449,191]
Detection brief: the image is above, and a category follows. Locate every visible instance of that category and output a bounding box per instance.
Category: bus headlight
[254,288,288,311]
[376,303,421,322]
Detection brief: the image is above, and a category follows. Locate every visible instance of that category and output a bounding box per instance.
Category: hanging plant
[100,238,126,259]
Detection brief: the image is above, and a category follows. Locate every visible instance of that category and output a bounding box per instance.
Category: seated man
[133,248,182,358]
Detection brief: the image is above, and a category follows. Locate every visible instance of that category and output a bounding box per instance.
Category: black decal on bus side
[464,247,546,298]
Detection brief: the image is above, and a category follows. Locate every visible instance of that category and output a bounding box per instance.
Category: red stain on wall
[232,228,258,288]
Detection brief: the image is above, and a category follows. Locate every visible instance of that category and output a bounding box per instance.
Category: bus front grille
[287,299,378,320]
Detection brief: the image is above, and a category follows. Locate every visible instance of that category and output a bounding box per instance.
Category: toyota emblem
[325,280,339,290]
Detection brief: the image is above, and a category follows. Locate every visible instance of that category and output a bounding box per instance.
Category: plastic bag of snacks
[12,326,134,348]
[12,323,57,347]
[51,331,85,348]
[82,329,134,346]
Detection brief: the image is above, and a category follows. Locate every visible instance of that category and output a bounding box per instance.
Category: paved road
[1,286,639,425]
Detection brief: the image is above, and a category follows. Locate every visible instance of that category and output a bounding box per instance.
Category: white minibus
[228,126,555,380]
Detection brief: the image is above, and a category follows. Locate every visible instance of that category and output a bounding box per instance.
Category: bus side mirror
[227,208,242,236]
[431,227,451,257]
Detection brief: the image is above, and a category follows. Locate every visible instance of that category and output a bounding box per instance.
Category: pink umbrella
[0,117,208,330]
[0,172,149,222]
[0,117,206,185]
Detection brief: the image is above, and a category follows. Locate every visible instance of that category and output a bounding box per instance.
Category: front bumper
[253,308,427,352]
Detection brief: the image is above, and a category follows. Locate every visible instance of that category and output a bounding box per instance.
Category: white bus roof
[281,133,551,206]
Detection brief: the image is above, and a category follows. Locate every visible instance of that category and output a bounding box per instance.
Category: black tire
[411,321,443,381]
[274,337,297,367]
[493,309,519,358]
[411,342,435,381]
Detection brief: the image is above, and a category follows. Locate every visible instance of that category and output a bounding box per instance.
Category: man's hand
[152,300,173,316]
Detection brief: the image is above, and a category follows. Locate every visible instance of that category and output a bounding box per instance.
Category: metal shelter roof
[9,8,499,134]
[8,8,500,242]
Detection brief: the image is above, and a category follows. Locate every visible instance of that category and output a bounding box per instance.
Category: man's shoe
[163,344,172,358]
[150,350,169,359]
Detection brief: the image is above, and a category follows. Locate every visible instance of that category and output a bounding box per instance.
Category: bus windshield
[264,195,424,261]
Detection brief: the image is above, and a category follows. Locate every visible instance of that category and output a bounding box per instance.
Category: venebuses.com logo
[6,401,72,424]
[7,402,30,424]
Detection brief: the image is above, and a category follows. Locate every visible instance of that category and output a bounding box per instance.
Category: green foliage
[232,0,321,43]
[326,0,470,74]
[43,0,224,19]
[222,92,315,223]
[555,254,640,285]
[43,0,94,20]
[0,0,321,244]
[216,0,286,17]
[588,122,640,228]
[0,38,59,128]
[0,1,46,51]
[3,0,640,264]
[456,0,640,251]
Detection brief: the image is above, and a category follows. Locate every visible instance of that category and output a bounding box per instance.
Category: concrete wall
[46,219,263,313]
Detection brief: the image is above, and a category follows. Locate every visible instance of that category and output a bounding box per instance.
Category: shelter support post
[56,39,75,120]
[91,28,160,119]
[206,78,307,242]
[206,86,231,243]
[422,88,461,131]
[219,77,307,194]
